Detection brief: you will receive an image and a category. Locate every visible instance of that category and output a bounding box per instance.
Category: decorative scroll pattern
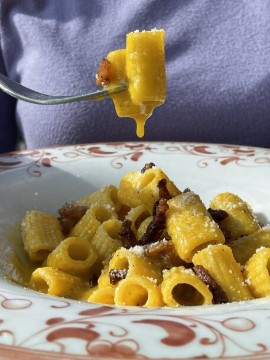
[1,291,270,359]
[0,143,269,177]
[1,142,270,358]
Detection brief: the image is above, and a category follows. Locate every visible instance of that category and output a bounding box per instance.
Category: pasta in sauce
[96,29,166,137]
[16,163,270,307]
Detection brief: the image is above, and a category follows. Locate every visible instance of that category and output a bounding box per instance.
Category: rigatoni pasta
[161,266,213,306]
[88,286,116,305]
[76,185,121,213]
[97,29,166,138]
[114,275,164,307]
[22,210,64,262]
[125,205,151,236]
[108,247,163,284]
[91,219,122,268]
[70,204,117,240]
[46,236,97,278]
[244,247,270,298]
[17,162,270,308]
[118,166,181,212]
[210,192,261,242]
[192,244,251,302]
[229,227,270,265]
[29,267,88,299]
[166,192,225,262]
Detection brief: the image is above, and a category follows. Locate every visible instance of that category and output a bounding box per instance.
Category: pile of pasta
[21,163,270,307]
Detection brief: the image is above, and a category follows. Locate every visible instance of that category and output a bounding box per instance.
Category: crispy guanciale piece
[157,178,172,201]
[140,198,169,245]
[95,58,111,86]
[183,188,191,193]
[152,178,172,215]
[208,208,228,223]
[109,268,128,285]
[119,219,137,248]
[193,265,228,304]
[58,202,88,236]
[144,239,183,270]
[141,162,156,173]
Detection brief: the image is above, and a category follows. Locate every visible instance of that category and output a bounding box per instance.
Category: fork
[0,73,127,105]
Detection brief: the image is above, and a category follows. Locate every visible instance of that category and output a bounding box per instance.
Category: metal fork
[0,73,126,105]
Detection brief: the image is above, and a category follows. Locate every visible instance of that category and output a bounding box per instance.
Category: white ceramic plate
[1,142,270,360]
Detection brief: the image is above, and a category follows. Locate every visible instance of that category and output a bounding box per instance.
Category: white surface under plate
[0,141,270,360]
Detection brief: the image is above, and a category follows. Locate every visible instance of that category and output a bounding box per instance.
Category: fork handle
[0,73,127,105]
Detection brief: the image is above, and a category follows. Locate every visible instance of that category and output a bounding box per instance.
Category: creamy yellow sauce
[105,29,166,137]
